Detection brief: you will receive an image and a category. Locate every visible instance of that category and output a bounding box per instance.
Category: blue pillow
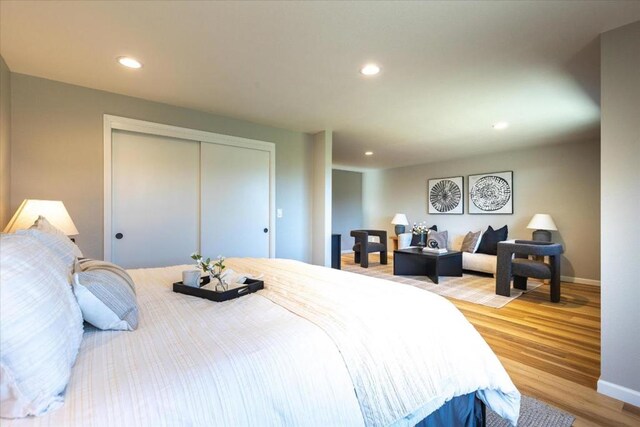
[476,225,508,255]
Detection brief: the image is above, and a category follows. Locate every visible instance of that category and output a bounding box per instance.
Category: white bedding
[6,258,519,426]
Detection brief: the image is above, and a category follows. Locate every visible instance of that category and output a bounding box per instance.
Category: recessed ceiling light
[365,151,374,156]
[492,121,509,130]
[360,64,380,76]
[117,56,143,69]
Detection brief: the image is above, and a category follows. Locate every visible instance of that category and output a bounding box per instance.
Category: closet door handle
[263,228,269,233]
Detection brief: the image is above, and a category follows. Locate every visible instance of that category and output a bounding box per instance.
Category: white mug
[182,270,201,288]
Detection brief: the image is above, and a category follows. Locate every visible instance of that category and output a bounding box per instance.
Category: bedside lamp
[391,213,409,236]
[3,199,79,236]
[527,214,557,242]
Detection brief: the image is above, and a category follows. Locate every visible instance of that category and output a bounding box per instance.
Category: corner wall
[363,139,601,282]
[0,56,10,228]
[599,21,640,406]
[311,130,332,266]
[332,169,363,251]
[10,73,314,261]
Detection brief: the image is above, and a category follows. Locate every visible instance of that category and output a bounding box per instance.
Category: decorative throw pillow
[31,215,83,258]
[473,231,484,253]
[426,230,448,250]
[72,259,139,331]
[476,225,508,255]
[0,234,84,418]
[15,216,83,270]
[410,225,438,246]
[460,230,482,253]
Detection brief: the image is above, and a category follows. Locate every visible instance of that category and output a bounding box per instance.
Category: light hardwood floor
[342,254,640,426]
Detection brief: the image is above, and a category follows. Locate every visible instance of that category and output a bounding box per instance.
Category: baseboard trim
[341,249,353,254]
[598,379,640,407]
[561,275,600,286]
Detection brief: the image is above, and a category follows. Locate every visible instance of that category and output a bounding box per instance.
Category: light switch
[277,208,283,218]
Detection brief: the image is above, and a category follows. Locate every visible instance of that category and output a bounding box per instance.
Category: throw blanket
[228,258,520,426]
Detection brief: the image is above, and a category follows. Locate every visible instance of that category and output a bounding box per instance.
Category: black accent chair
[496,240,564,302]
[350,230,388,268]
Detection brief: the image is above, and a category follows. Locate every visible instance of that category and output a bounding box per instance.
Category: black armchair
[350,230,388,268]
[496,240,564,302]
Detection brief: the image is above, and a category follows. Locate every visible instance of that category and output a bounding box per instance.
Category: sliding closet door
[112,130,200,268]
[200,143,270,258]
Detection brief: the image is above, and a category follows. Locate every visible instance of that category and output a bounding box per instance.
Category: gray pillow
[72,262,138,331]
[460,230,482,253]
[426,230,448,250]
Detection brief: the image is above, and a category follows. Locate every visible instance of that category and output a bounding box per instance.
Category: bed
[1,232,520,426]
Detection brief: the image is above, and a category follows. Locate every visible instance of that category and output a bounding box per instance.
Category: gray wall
[363,139,601,281]
[10,73,314,262]
[332,169,363,251]
[599,21,640,404]
[0,56,10,228]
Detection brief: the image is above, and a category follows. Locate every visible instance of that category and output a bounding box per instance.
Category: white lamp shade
[391,213,409,226]
[526,214,557,231]
[3,199,79,235]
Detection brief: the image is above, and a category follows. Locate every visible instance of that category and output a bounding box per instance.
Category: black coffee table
[393,248,463,284]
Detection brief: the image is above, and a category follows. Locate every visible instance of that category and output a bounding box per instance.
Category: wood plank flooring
[342,253,640,426]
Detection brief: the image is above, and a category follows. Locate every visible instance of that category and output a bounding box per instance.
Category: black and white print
[468,171,513,214]
[428,176,464,214]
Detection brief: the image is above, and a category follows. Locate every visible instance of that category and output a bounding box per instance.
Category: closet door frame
[103,114,276,262]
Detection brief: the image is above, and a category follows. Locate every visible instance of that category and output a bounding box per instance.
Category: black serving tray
[172,276,264,302]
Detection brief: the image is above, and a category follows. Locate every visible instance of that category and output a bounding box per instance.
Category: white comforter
[7,258,520,427]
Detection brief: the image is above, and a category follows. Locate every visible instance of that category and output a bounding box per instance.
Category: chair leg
[514,276,528,290]
[380,250,388,265]
[354,251,360,264]
[360,252,368,268]
[495,263,511,297]
[550,278,561,303]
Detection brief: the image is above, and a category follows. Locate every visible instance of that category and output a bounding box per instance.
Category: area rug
[341,256,542,308]
[487,395,575,426]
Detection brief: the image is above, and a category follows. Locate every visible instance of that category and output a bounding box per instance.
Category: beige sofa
[450,234,498,275]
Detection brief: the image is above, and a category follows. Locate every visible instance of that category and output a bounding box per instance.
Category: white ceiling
[1,1,638,169]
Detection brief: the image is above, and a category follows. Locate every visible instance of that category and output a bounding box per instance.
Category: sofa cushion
[410,225,437,246]
[460,231,482,253]
[463,252,498,275]
[426,230,448,250]
[477,225,508,256]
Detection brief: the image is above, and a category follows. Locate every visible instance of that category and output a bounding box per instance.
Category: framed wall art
[468,171,513,214]
[427,176,464,214]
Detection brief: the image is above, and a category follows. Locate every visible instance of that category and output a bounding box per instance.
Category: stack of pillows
[0,216,139,419]
[460,225,509,255]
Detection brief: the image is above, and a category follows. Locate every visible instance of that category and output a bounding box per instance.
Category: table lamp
[3,199,79,236]
[526,213,557,242]
[391,213,409,236]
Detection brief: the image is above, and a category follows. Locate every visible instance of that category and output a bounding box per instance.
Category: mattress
[5,258,520,426]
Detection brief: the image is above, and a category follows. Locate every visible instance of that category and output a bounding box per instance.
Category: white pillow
[31,215,82,257]
[16,216,82,270]
[0,234,84,418]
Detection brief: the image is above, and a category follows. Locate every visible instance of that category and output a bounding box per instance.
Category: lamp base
[532,229,552,242]
[394,225,406,236]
